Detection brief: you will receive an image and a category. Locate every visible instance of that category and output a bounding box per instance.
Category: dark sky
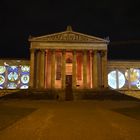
[0,0,140,60]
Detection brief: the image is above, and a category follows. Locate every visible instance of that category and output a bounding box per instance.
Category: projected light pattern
[0,66,6,74]
[108,68,140,90]
[118,71,125,89]
[125,68,140,89]
[7,66,19,89]
[0,66,6,88]
[20,66,30,89]
[108,71,117,89]
[0,65,30,89]
[108,70,125,89]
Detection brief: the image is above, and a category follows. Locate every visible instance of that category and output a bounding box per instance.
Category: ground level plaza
[1,27,140,91]
[0,100,140,140]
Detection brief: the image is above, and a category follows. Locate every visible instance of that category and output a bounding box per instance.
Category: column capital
[50,49,56,52]
[62,49,66,54]
[82,50,88,54]
[92,50,98,55]
[100,51,105,57]
[37,49,45,53]
[30,48,35,53]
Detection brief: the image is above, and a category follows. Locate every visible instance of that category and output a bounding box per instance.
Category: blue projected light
[108,70,125,89]
[0,66,6,88]
[108,71,117,89]
[0,75,5,85]
[20,66,30,89]
[8,66,18,82]
[0,66,6,74]
[7,66,19,89]
[0,65,30,90]
[7,83,17,89]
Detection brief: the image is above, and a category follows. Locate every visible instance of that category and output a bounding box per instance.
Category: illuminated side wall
[1,59,140,90]
[0,60,30,89]
[108,61,140,90]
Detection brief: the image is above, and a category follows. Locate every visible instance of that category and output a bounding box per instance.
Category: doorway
[65,75,73,100]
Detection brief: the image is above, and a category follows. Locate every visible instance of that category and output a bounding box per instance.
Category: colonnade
[29,49,107,89]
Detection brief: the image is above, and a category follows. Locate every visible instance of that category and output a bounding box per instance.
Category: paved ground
[0,99,140,140]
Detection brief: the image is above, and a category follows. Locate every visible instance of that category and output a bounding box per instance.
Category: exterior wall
[30,49,107,90]
[0,59,30,89]
[107,60,140,91]
[1,59,140,93]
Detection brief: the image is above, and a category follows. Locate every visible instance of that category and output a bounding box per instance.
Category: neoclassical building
[29,26,109,90]
[1,26,140,99]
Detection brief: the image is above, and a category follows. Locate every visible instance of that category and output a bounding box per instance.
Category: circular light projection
[125,68,140,82]
[7,83,17,89]
[20,85,29,89]
[21,75,29,84]
[108,70,125,89]
[21,66,30,72]
[0,66,6,74]
[118,71,125,89]
[0,75,5,85]
[8,72,18,81]
[136,80,140,89]
[108,71,117,89]
[0,86,3,89]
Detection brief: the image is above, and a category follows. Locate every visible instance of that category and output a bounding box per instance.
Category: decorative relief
[45,33,92,41]
[33,32,103,42]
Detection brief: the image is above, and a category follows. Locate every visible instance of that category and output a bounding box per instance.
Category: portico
[29,26,108,91]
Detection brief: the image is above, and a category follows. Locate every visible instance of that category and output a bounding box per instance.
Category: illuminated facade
[1,27,140,94]
[0,60,30,89]
[29,26,108,90]
[108,61,140,90]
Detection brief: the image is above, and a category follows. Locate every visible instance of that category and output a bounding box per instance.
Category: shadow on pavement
[0,105,37,131]
[112,105,140,120]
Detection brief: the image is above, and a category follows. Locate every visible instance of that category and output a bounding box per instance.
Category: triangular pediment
[29,27,108,43]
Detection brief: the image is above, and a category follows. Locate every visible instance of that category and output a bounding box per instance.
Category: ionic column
[36,50,41,88]
[61,50,66,89]
[45,50,48,88]
[101,50,108,88]
[83,50,87,88]
[92,50,98,88]
[40,50,45,88]
[72,50,76,89]
[51,50,55,89]
[29,49,35,88]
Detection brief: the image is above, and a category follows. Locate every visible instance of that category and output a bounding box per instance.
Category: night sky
[0,0,140,60]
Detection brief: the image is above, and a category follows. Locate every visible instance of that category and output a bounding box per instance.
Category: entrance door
[65,75,73,100]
